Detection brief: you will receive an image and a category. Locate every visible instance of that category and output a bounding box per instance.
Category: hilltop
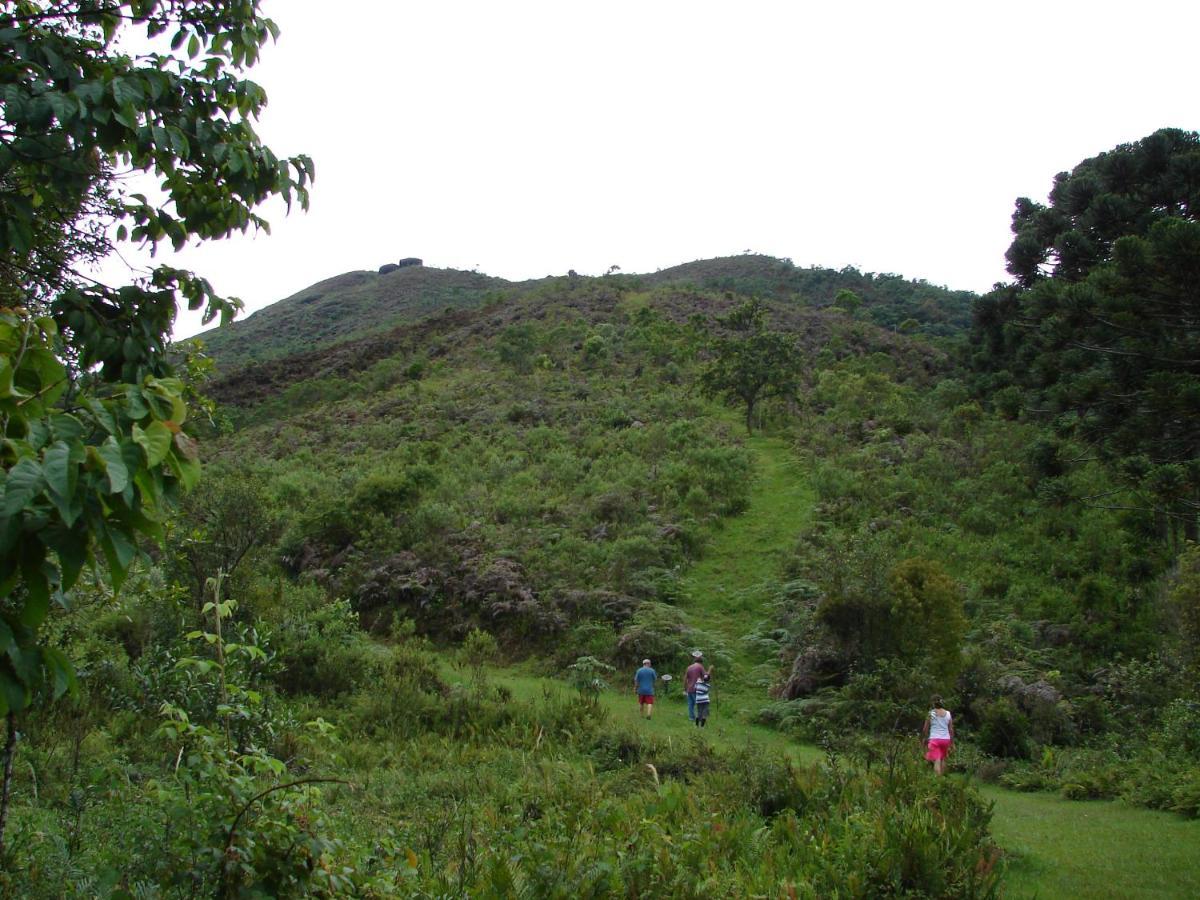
[203,266,947,412]
[191,264,511,368]
[188,254,977,372]
[643,254,976,334]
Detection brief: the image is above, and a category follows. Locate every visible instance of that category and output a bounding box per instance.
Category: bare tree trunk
[0,712,18,859]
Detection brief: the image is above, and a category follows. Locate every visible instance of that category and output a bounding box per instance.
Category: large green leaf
[42,521,89,592]
[0,618,14,657]
[41,646,77,700]
[98,437,130,494]
[0,357,13,399]
[145,377,188,425]
[133,467,162,510]
[178,454,201,491]
[5,632,40,684]
[132,420,172,467]
[43,440,83,526]
[24,418,49,451]
[166,451,201,490]
[2,457,44,517]
[125,385,150,420]
[19,553,51,628]
[17,347,67,410]
[111,496,164,543]
[85,397,119,437]
[97,523,136,594]
[0,511,20,557]
[49,413,86,443]
[0,671,27,717]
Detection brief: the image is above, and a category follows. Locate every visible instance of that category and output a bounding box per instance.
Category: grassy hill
[187,255,976,375]
[191,265,511,369]
[200,278,934,617]
[643,254,977,335]
[197,268,1194,874]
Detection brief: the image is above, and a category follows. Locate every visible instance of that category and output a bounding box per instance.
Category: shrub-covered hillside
[199,279,945,662]
[7,247,1198,895]
[643,254,977,336]
[193,254,977,374]
[4,268,1024,896]
[196,251,1198,820]
[194,265,510,369]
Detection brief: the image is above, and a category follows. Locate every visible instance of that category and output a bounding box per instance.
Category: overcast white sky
[114,0,1198,339]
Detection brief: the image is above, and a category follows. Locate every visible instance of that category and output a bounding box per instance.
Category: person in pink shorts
[921,694,954,775]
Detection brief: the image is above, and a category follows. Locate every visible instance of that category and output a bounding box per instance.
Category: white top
[928,709,952,740]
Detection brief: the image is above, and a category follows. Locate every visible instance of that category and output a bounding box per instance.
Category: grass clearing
[677,432,813,716]
[985,786,1200,898]
[484,662,824,763]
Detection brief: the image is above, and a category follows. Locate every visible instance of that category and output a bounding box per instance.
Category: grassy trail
[491,431,1200,898]
[680,433,814,662]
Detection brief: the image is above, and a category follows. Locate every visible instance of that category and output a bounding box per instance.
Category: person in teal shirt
[634,659,657,719]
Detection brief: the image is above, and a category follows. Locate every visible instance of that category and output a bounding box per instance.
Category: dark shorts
[695,702,709,719]
[638,693,654,705]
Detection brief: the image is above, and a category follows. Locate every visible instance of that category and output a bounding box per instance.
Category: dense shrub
[271,599,383,697]
[810,557,965,685]
[977,698,1032,759]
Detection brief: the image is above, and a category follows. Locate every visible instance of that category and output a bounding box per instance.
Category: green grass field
[486,432,1200,899]
[986,786,1200,899]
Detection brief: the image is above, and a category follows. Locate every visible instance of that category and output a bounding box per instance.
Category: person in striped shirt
[694,673,712,727]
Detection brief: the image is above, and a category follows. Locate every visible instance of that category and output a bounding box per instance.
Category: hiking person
[634,658,658,719]
[694,672,712,727]
[683,651,709,721]
[921,694,954,775]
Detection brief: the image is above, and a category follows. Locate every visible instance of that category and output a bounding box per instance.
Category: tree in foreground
[699,297,803,434]
[0,0,311,782]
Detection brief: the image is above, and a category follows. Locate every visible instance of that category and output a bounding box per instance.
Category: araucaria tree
[0,0,311,755]
[970,128,1200,542]
[699,297,803,434]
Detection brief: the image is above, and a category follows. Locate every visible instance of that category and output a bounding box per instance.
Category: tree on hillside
[169,466,280,604]
[698,298,803,434]
[970,129,1200,542]
[0,0,311,762]
[831,288,862,314]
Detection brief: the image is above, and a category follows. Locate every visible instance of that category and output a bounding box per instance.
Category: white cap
[691,650,703,659]
[642,659,651,666]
